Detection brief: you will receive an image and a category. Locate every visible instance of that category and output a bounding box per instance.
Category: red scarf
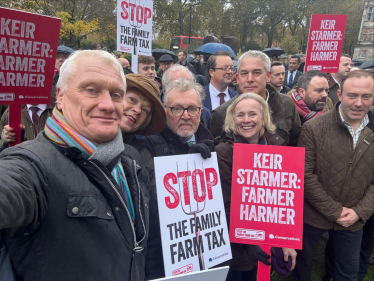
[291,91,325,121]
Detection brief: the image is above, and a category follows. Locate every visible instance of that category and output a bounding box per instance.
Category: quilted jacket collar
[333,101,374,131]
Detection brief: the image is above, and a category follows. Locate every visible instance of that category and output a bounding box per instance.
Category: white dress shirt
[209,83,230,110]
[26,104,47,121]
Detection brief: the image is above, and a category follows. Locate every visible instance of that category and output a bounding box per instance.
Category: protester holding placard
[294,70,374,281]
[215,92,297,281]
[142,77,214,279]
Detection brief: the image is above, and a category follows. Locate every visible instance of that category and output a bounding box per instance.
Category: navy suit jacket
[283,70,302,88]
[203,84,238,112]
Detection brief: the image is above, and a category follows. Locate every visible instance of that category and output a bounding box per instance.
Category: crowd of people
[0,44,373,281]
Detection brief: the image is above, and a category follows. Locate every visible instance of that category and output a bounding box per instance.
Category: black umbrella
[151,49,176,61]
[292,53,305,58]
[352,59,365,67]
[262,47,285,58]
[187,54,195,64]
[359,58,374,69]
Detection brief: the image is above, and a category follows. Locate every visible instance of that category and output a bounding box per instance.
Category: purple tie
[218,93,226,105]
[30,106,40,133]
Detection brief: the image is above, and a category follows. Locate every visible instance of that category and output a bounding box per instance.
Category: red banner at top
[229,144,305,250]
[0,8,61,104]
[305,14,347,73]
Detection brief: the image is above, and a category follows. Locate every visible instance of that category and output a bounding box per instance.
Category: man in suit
[270,61,291,94]
[284,55,302,88]
[203,51,237,112]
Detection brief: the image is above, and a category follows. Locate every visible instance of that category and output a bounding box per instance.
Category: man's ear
[337,89,342,101]
[266,71,272,83]
[298,88,306,98]
[56,87,63,111]
[209,68,214,78]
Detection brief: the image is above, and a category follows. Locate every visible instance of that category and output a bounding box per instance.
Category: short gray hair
[164,79,204,106]
[162,64,207,103]
[162,64,196,89]
[238,50,271,74]
[57,50,126,94]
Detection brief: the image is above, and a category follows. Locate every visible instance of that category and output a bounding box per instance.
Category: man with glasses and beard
[289,70,333,125]
[143,79,214,158]
[141,79,214,280]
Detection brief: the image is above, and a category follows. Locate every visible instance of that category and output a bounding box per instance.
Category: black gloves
[188,139,214,159]
[244,245,271,266]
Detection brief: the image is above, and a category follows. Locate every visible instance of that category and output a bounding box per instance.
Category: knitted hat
[125,74,166,136]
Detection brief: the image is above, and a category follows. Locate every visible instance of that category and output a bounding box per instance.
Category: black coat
[141,123,214,279]
[0,133,149,281]
[143,122,214,157]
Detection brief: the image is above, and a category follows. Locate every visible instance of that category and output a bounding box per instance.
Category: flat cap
[57,46,74,54]
[159,54,173,63]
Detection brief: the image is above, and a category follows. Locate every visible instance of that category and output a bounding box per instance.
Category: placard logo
[0,93,15,101]
[235,228,265,241]
[307,65,322,71]
[172,264,193,276]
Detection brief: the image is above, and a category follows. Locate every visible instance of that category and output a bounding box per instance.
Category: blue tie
[288,71,294,87]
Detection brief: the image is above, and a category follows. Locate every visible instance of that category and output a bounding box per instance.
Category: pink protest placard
[0,7,61,104]
[230,144,305,250]
[0,7,61,145]
[305,14,347,73]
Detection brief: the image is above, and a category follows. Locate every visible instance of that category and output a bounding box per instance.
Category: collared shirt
[288,70,297,81]
[332,76,340,88]
[339,105,369,149]
[265,90,269,103]
[186,134,196,146]
[26,104,47,121]
[209,83,229,110]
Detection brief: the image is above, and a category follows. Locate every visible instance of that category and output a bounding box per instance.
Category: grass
[271,237,374,281]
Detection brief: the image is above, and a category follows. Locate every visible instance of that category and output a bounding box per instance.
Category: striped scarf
[291,91,325,121]
[45,107,135,221]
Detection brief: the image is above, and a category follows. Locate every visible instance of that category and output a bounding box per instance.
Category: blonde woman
[214,93,296,280]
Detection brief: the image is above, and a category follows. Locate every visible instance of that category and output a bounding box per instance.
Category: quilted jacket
[298,102,374,231]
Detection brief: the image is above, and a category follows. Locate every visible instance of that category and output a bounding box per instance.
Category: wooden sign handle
[257,244,271,281]
[8,104,22,147]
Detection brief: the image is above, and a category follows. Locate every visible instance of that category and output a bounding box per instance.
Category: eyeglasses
[166,106,201,117]
[212,66,236,72]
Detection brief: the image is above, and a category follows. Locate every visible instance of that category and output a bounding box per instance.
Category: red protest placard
[304,14,347,73]
[0,8,61,104]
[229,144,305,250]
[0,8,61,145]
